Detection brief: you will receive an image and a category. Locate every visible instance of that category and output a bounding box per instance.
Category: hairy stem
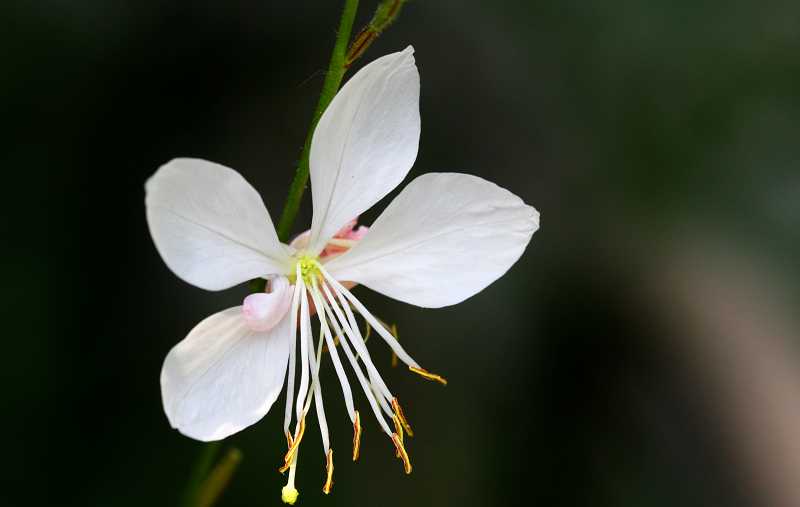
[346,0,408,68]
[275,0,361,243]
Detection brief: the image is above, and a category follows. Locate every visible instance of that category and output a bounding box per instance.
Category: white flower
[145,46,539,501]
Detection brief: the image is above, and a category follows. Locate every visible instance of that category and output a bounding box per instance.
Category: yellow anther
[392,415,404,458]
[285,431,294,449]
[391,433,412,474]
[281,486,299,505]
[352,411,362,461]
[391,398,414,437]
[279,417,306,473]
[409,366,448,386]
[392,414,404,443]
[322,449,334,494]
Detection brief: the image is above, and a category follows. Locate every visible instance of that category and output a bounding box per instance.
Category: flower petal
[325,173,539,308]
[307,46,420,254]
[146,158,291,291]
[161,307,291,441]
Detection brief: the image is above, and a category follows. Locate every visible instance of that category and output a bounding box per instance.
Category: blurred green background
[3,1,800,506]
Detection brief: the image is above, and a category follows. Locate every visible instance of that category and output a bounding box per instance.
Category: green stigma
[289,254,321,285]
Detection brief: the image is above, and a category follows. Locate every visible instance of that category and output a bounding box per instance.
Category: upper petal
[325,173,540,308]
[161,307,291,441]
[146,158,291,290]
[307,46,421,254]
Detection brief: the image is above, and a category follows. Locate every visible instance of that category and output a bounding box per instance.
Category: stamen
[372,383,395,419]
[318,265,421,369]
[392,414,404,452]
[279,416,306,473]
[391,433,412,474]
[322,449,334,494]
[307,322,330,453]
[316,286,393,435]
[391,398,414,437]
[283,265,303,434]
[318,274,394,401]
[294,279,311,423]
[309,280,355,421]
[352,411,362,461]
[325,237,357,248]
[409,366,448,386]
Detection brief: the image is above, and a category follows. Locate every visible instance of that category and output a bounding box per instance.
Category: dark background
[3,1,800,506]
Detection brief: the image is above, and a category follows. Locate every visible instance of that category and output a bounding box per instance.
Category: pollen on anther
[322,449,334,494]
[391,433,412,475]
[409,365,448,386]
[391,398,414,437]
[279,417,306,473]
[352,411,362,461]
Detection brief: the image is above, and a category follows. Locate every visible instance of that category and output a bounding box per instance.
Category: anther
[322,449,334,494]
[352,411,362,461]
[409,366,448,386]
[279,417,306,473]
[390,433,412,474]
[391,398,414,437]
[392,415,404,458]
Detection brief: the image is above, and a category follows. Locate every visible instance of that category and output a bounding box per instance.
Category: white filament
[319,264,420,368]
[295,278,311,422]
[316,285,393,435]
[318,273,395,403]
[283,265,303,434]
[309,280,356,422]
[306,319,330,453]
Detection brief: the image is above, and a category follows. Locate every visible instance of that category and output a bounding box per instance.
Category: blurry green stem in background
[194,448,243,507]
[182,445,243,507]
[181,442,220,507]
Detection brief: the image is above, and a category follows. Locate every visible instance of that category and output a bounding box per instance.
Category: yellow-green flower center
[289,254,321,285]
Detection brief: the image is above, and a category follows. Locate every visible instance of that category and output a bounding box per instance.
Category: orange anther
[409,366,448,386]
[391,398,414,437]
[391,433,412,474]
[322,449,334,494]
[352,411,362,461]
[279,417,306,473]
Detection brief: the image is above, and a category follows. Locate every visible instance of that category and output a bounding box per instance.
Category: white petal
[146,158,291,291]
[307,46,420,254]
[160,307,290,441]
[325,173,540,308]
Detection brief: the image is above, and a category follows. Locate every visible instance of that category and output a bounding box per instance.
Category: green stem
[346,0,408,67]
[181,442,221,507]
[275,0,360,243]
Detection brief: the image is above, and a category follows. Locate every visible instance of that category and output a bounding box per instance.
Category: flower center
[289,254,321,285]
